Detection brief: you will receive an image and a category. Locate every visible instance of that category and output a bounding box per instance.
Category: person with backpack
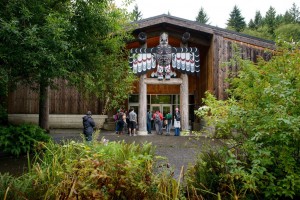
[153,110,163,135]
[117,109,125,135]
[82,111,95,141]
[165,111,172,136]
[174,107,181,136]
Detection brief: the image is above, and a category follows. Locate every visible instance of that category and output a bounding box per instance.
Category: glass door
[161,104,172,117]
[150,104,160,113]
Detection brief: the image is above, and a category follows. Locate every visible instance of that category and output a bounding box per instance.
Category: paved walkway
[49,129,222,179]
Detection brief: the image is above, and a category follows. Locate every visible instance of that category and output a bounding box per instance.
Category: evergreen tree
[253,11,263,28]
[283,11,294,24]
[195,7,210,24]
[289,3,300,23]
[265,6,277,35]
[132,4,142,21]
[226,5,246,32]
[248,19,256,30]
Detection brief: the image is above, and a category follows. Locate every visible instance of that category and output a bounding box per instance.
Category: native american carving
[129,32,200,80]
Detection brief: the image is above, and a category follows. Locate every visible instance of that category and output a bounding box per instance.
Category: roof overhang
[130,14,275,49]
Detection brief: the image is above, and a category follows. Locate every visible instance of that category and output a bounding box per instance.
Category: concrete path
[49,129,221,179]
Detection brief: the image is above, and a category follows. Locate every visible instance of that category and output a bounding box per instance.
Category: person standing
[114,109,120,134]
[82,111,95,141]
[129,108,137,136]
[165,111,172,136]
[174,107,181,136]
[153,110,163,135]
[117,109,125,135]
[147,110,152,134]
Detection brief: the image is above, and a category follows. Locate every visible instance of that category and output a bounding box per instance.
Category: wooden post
[138,35,148,135]
[138,74,147,135]
[180,41,189,132]
[180,73,189,131]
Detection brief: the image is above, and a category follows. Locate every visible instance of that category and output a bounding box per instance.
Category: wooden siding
[8,79,104,115]
[212,36,271,100]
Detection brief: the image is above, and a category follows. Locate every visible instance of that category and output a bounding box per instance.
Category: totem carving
[129,32,200,80]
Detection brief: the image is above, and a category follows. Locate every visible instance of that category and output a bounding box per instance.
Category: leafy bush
[193,41,300,199]
[185,149,227,199]
[0,105,7,125]
[0,124,50,156]
[0,137,179,199]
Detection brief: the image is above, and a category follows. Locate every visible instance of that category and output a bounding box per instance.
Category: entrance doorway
[150,104,172,117]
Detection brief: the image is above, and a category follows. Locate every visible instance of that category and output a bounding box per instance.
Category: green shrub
[0,137,179,199]
[0,124,50,156]
[193,41,300,199]
[185,149,226,199]
[0,105,8,125]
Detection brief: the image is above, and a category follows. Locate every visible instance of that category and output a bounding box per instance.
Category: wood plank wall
[8,79,104,115]
[212,35,270,100]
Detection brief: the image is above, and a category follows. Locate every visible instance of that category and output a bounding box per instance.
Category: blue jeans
[147,121,152,133]
[174,128,180,136]
[155,121,162,134]
[166,121,171,134]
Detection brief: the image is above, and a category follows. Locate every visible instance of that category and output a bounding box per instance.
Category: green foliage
[185,149,228,199]
[242,26,273,41]
[194,41,300,199]
[275,23,300,42]
[0,105,7,125]
[131,4,142,21]
[0,124,50,156]
[195,7,210,24]
[226,5,246,32]
[0,0,136,119]
[0,137,179,199]
[264,6,277,36]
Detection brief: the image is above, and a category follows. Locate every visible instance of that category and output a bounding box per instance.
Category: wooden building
[126,14,274,134]
[7,14,275,132]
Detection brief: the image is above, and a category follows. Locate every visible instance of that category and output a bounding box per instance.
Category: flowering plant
[194,105,210,118]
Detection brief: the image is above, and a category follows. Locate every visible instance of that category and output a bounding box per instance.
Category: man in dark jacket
[82,111,95,141]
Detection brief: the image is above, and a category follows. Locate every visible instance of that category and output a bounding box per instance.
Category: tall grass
[0,131,181,199]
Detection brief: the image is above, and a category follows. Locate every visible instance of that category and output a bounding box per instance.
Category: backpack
[118,112,124,121]
[155,113,160,123]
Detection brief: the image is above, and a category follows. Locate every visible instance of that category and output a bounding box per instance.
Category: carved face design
[157,32,171,66]
[159,32,168,46]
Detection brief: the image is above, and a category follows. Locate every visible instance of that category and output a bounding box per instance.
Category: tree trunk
[39,82,50,132]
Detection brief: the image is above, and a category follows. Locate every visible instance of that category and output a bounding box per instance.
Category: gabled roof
[133,14,275,49]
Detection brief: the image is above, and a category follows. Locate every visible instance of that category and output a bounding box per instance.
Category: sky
[116,0,298,28]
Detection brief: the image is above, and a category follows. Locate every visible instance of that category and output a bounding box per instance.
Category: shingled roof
[132,14,275,49]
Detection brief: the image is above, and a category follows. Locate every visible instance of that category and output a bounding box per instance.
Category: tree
[275,23,300,41]
[0,0,135,130]
[282,11,294,24]
[289,3,300,23]
[195,7,210,24]
[131,4,142,21]
[196,41,300,198]
[253,11,263,28]
[264,6,277,35]
[248,19,256,30]
[226,5,246,32]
